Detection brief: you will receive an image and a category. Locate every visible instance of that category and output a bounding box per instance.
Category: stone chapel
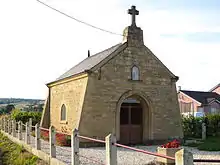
[41,6,183,144]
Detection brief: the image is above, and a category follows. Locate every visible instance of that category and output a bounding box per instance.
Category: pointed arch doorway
[120,97,143,144]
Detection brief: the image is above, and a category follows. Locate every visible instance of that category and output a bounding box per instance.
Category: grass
[185,136,220,151]
[198,137,220,151]
[0,132,47,165]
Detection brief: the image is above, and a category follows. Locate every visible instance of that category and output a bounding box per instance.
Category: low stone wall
[0,131,65,165]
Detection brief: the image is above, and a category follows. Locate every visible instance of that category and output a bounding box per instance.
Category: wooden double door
[120,102,143,144]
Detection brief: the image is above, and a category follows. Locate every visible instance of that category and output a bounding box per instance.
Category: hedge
[182,114,220,139]
[10,109,42,126]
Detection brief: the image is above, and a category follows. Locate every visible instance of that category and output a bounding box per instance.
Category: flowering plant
[40,130,71,146]
[160,139,180,148]
[41,130,49,141]
[56,133,71,147]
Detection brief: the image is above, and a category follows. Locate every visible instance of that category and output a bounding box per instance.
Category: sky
[0,0,220,99]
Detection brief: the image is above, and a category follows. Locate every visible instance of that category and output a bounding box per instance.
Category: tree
[5,104,15,113]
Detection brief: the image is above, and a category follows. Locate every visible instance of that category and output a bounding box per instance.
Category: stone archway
[115,90,153,144]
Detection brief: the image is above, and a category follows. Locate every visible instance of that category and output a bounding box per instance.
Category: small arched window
[61,104,66,121]
[131,66,140,80]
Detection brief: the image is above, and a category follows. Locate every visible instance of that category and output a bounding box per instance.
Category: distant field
[0,98,45,109]
[0,98,44,104]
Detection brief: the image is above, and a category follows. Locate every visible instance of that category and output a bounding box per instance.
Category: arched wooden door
[120,101,143,144]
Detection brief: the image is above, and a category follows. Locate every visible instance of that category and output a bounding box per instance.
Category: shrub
[182,115,203,138]
[10,109,42,125]
[206,114,220,137]
[182,114,220,139]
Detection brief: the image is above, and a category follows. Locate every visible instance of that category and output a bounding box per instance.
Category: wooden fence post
[25,122,30,144]
[12,120,16,137]
[49,126,56,158]
[71,129,79,165]
[18,121,22,140]
[202,122,206,140]
[175,149,193,165]
[35,123,41,150]
[105,134,117,165]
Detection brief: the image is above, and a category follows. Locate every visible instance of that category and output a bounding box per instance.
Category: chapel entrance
[120,97,143,144]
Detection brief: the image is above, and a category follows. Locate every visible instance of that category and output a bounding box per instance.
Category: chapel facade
[41,6,183,144]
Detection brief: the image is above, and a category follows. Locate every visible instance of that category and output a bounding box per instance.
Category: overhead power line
[36,0,124,37]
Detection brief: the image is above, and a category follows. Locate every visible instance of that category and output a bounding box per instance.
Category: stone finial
[123,6,144,47]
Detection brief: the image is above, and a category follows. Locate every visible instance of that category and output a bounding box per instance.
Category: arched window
[61,104,66,121]
[131,66,140,80]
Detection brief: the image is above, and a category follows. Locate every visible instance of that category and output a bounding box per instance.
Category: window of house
[131,66,140,80]
[211,108,217,114]
[61,104,66,121]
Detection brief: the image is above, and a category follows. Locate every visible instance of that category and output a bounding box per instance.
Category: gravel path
[17,132,220,165]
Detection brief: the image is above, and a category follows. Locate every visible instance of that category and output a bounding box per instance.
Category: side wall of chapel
[49,76,88,133]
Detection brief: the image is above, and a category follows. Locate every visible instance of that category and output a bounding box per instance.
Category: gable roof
[180,90,220,105]
[209,83,220,92]
[56,43,123,82]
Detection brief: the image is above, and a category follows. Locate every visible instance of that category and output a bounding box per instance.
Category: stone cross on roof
[128,5,139,27]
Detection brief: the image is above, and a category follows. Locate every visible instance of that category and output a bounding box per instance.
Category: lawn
[0,132,47,165]
[185,136,220,151]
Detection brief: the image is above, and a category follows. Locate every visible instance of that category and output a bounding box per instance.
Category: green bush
[182,114,220,139]
[206,114,220,137]
[10,109,42,126]
[182,115,203,138]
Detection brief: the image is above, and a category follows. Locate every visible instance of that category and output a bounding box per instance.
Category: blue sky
[148,0,220,9]
[0,0,220,99]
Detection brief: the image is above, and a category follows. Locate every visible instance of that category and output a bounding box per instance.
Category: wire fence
[2,118,220,165]
[0,118,177,165]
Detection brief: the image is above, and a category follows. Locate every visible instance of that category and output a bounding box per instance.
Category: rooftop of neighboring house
[209,83,220,92]
[179,90,220,105]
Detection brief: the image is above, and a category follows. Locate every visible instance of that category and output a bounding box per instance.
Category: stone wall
[49,75,88,133]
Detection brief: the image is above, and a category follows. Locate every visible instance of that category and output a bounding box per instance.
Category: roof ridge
[180,90,212,93]
[89,43,121,58]
[209,83,220,92]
